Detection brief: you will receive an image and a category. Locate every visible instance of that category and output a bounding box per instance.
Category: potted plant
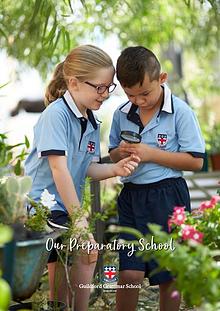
[0,133,98,308]
[205,123,220,171]
[0,133,62,302]
[0,175,63,299]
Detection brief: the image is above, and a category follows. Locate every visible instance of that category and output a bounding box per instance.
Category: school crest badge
[103,265,118,283]
[157,134,168,148]
[87,141,95,153]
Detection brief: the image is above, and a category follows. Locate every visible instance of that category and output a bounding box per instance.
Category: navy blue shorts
[118,177,191,285]
[48,211,69,263]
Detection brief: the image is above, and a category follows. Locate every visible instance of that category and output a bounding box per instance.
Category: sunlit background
[0,36,128,156]
[1,0,220,158]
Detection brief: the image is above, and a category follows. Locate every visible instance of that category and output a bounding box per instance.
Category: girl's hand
[80,233,98,264]
[113,154,140,177]
[75,216,89,231]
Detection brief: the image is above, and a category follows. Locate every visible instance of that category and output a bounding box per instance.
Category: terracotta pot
[210,154,220,171]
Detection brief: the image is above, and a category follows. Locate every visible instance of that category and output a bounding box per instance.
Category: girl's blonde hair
[45,45,113,105]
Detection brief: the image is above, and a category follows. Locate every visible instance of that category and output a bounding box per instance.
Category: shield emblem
[103,265,118,283]
[157,134,168,147]
[87,141,95,153]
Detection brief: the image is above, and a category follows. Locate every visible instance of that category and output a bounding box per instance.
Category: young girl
[25,45,139,311]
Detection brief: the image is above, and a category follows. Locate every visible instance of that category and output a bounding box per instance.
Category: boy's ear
[68,77,80,90]
[159,72,168,84]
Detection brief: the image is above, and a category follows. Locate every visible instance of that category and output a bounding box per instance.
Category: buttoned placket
[78,117,88,149]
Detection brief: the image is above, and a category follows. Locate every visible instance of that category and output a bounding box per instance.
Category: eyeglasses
[85,81,117,94]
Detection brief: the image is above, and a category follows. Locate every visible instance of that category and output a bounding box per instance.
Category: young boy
[109,46,205,311]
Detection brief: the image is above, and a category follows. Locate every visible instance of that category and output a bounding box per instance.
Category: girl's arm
[87,155,139,181]
[48,155,89,228]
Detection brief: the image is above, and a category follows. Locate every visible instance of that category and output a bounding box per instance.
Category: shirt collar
[159,83,174,114]
[120,101,143,132]
[62,90,99,129]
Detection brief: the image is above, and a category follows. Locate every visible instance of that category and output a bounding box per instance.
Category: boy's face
[121,73,167,111]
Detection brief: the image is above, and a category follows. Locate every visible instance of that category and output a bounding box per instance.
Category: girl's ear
[159,72,168,84]
[68,77,80,90]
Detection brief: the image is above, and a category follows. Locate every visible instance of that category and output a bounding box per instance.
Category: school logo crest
[103,265,118,283]
[157,134,168,148]
[87,141,95,153]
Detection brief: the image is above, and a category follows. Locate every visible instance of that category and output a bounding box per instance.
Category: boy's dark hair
[116,46,161,87]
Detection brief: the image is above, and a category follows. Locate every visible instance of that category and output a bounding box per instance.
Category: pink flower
[210,195,220,206]
[171,290,180,300]
[199,196,220,211]
[168,206,186,230]
[181,225,203,243]
[199,201,213,211]
[171,206,186,226]
[173,206,185,214]
[173,213,186,225]
[192,231,204,243]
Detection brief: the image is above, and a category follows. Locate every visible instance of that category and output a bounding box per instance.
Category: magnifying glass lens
[120,131,142,143]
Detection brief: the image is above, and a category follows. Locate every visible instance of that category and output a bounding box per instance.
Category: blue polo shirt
[109,84,205,184]
[25,90,101,213]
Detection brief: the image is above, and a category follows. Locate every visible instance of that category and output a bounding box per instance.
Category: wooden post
[90,156,111,286]
[90,180,104,284]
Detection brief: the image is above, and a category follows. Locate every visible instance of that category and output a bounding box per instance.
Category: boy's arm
[109,108,128,163]
[148,148,203,171]
[109,147,122,162]
[119,144,203,171]
[109,141,130,163]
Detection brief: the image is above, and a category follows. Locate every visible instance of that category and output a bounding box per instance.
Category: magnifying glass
[120,130,142,144]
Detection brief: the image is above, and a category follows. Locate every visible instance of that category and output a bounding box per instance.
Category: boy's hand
[118,140,132,158]
[119,143,153,162]
[113,154,140,176]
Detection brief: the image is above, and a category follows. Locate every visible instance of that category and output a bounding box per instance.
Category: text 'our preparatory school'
[45,236,175,257]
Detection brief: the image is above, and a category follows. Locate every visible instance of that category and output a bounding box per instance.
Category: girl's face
[69,66,115,114]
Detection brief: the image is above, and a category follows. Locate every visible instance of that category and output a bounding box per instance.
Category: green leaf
[68,0,74,13]
[29,0,43,24]
[14,159,21,176]
[0,82,10,89]
[6,143,24,151]
[7,193,18,209]
[6,177,19,193]
[43,13,57,45]
[0,133,7,140]
[51,29,61,54]
[24,136,30,148]
[19,176,32,195]
[65,30,71,51]
[42,6,51,39]
[0,225,12,245]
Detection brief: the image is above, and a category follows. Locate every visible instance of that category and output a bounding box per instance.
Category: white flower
[108,225,118,232]
[40,189,57,209]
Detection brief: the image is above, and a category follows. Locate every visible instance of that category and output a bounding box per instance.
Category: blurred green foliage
[0,0,219,94]
[203,123,220,154]
[0,133,29,176]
